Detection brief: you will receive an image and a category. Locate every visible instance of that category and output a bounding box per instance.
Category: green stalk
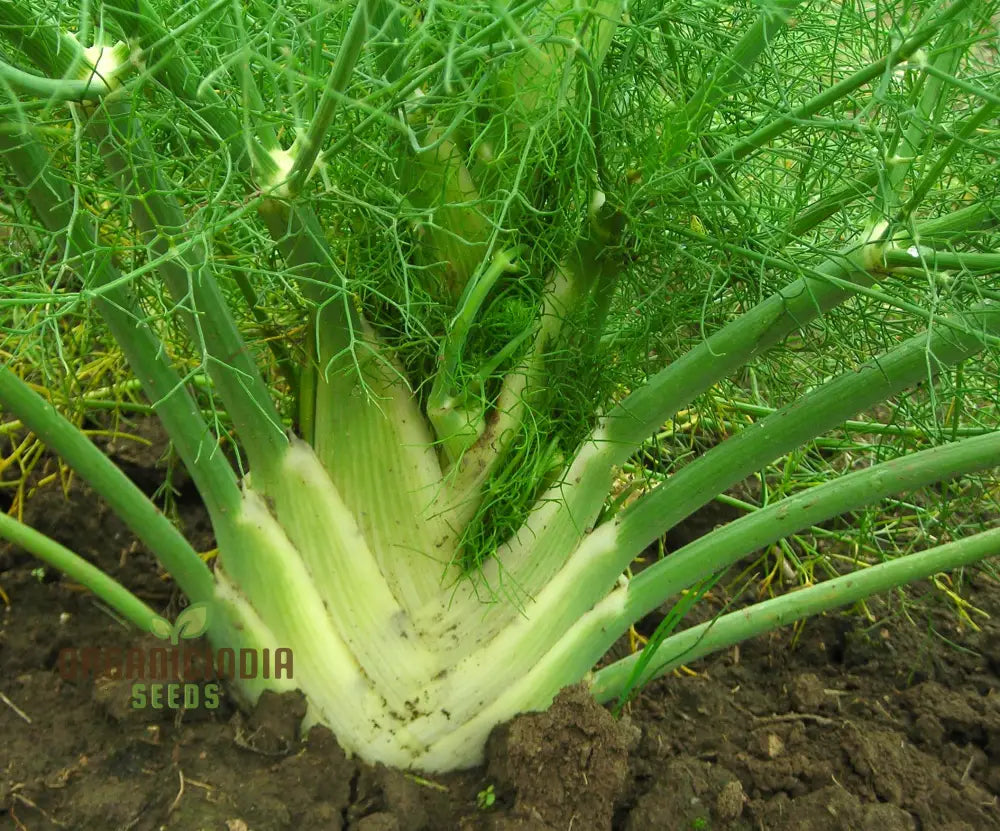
[598,270,860,452]
[536,429,1000,702]
[283,0,377,197]
[105,0,277,171]
[773,168,881,245]
[914,202,998,242]
[664,226,1000,347]
[87,94,289,484]
[882,246,1000,272]
[896,100,999,226]
[399,122,491,305]
[0,55,117,99]
[662,0,803,163]
[921,63,1000,106]
[104,0,381,481]
[687,0,976,191]
[493,0,622,136]
[440,206,628,527]
[428,246,523,463]
[226,0,280,169]
[0,1,83,78]
[589,526,1000,702]
[0,510,161,631]
[453,239,882,612]
[254,197,360,387]
[370,0,407,84]
[606,302,1000,567]
[0,367,214,605]
[419,300,1000,716]
[225,250,300,399]
[310,326,465,614]
[1,7,289,482]
[713,397,994,439]
[105,0,370,460]
[877,10,971,218]
[602,195,1000,463]
[442,247,585,513]
[0,122,242,525]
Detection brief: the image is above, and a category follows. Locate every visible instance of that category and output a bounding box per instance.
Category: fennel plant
[1,0,999,771]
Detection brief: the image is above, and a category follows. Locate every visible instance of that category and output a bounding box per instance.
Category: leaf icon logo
[147,603,210,645]
[149,616,172,641]
[174,603,210,642]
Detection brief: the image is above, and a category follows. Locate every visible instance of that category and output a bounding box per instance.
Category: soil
[2,426,999,831]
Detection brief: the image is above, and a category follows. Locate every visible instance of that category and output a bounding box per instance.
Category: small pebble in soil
[715,779,746,820]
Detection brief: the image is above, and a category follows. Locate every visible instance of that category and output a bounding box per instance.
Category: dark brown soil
[2,433,999,830]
